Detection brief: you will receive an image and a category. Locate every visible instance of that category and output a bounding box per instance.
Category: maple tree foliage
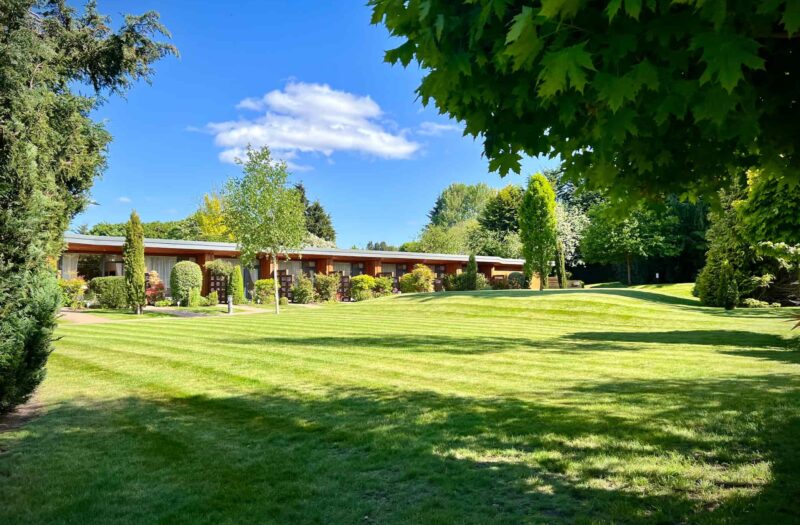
[370,0,800,202]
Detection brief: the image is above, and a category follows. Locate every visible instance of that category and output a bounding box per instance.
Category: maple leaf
[537,42,595,98]
[692,32,765,92]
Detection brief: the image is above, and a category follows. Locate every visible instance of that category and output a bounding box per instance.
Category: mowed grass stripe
[62,321,762,391]
[61,329,784,413]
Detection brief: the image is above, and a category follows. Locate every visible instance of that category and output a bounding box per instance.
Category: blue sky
[76,1,557,248]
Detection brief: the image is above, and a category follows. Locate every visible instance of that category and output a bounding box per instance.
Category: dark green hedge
[88,276,127,309]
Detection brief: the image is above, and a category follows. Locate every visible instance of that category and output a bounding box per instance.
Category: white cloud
[208,82,420,167]
[417,121,460,136]
[117,196,132,203]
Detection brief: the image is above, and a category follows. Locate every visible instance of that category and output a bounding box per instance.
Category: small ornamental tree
[123,211,146,314]
[222,147,306,315]
[519,174,557,290]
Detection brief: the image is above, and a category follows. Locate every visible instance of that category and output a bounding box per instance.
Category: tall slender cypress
[123,211,146,314]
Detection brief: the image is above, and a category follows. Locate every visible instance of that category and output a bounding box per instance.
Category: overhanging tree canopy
[370,0,800,202]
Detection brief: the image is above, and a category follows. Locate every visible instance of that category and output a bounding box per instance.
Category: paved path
[60,304,271,325]
[59,309,113,324]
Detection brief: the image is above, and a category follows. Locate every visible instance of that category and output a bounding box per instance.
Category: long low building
[60,234,529,297]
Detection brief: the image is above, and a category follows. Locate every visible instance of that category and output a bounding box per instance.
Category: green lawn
[2,285,799,524]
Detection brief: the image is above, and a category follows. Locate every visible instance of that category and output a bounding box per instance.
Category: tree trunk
[626,253,632,286]
[272,253,280,315]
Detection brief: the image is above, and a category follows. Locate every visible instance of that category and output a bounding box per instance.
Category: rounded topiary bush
[170,261,203,306]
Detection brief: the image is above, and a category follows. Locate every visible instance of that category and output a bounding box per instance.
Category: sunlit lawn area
[2,285,799,524]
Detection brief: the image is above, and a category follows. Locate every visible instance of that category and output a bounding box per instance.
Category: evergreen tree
[464,254,479,290]
[0,1,173,414]
[230,265,245,305]
[295,183,336,242]
[123,211,146,314]
[520,174,557,290]
[555,241,567,289]
[306,200,336,242]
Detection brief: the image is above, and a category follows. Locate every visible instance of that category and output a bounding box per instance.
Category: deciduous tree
[195,193,231,241]
[222,147,306,314]
[519,174,557,289]
[479,184,523,234]
[370,0,800,202]
[429,183,495,227]
[582,203,681,285]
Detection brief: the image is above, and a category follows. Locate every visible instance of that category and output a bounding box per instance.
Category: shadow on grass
[1,376,799,524]
[393,288,702,307]
[566,330,794,350]
[231,334,626,355]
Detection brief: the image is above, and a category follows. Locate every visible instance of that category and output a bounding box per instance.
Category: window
[77,254,104,280]
[351,262,364,277]
[434,265,446,278]
[302,260,317,277]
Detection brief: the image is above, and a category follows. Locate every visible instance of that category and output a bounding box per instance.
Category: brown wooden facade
[61,234,531,295]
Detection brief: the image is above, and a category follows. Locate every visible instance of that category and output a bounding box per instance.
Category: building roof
[64,234,525,266]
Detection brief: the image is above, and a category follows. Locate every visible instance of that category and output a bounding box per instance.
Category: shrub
[231,265,245,304]
[207,291,219,305]
[742,298,780,308]
[254,279,276,304]
[170,261,203,306]
[0,270,59,414]
[444,272,490,292]
[399,264,435,293]
[314,273,340,302]
[279,296,289,306]
[350,274,376,301]
[58,278,86,308]
[154,299,172,307]
[145,271,165,305]
[442,273,459,291]
[88,276,127,309]
[374,276,394,297]
[188,287,202,307]
[492,278,510,290]
[508,272,527,289]
[292,275,315,304]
